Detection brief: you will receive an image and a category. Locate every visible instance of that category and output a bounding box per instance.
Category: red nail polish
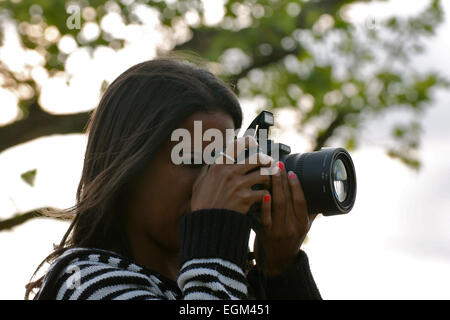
[289,171,296,179]
[264,195,271,203]
[278,161,284,170]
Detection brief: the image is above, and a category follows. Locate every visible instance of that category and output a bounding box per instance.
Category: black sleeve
[246,250,322,300]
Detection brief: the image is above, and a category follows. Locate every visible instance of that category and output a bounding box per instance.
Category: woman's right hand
[190,136,273,215]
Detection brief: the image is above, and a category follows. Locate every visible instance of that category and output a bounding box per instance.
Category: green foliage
[20,168,37,187]
[0,0,448,170]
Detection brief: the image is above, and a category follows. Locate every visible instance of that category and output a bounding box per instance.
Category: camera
[244,110,357,216]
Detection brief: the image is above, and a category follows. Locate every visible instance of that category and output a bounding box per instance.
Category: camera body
[244,111,357,216]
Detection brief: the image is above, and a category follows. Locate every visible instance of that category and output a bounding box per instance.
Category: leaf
[394,127,405,138]
[100,80,109,94]
[21,169,37,187]
[387,149,421,171]
[345,135,356,151]
[1,0,448,176]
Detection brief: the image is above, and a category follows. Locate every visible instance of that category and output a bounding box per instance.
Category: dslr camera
[243,110,357,216]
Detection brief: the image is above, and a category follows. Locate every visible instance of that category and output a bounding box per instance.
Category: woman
[25,58,320,300]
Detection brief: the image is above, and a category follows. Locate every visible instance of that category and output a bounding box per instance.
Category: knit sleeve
[177,209,252,299]
[37,209,251,300]
[247,250,322,300]
[37,248,179,300]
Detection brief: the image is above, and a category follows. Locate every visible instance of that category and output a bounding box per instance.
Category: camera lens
[332,159,348,202]
[282,148,357,216]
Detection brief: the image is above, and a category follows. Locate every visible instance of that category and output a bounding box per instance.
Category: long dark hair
[25,56,243,299]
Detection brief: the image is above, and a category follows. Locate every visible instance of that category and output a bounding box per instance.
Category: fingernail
[289,171,296,179]
[264,194,271,203]
[278,161,284,170]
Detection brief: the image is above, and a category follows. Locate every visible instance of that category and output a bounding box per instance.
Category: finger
[278,162,292,224]
[241,168,271,189]
[214,151,235,165]
[234,152,273,175]
[234,135,258,163]
[222,135,258,163]
[260,193,272,229]
[287,171,309,222]
[192,163,210,189]
[308,213,318,229]
[239,190,269,214]
[245,151,274,167]
[271,161,285,225]
[216,136,260,165]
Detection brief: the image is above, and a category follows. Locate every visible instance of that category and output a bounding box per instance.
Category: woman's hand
[190,136,272,215]
[255,162,318,276]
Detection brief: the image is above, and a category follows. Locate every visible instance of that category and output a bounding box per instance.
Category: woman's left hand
[254,161,318,276]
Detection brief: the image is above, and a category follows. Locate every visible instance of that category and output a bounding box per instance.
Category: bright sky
[0,0,449,300]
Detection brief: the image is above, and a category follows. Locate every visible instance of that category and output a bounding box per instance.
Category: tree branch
[0,100,93,154]
[227,47,301,91]
[313,112,346,151]
[0,207,67,231]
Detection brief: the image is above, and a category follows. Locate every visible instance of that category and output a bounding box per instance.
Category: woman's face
[126,111,235,256]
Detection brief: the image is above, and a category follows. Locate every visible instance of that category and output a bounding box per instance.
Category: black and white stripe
[37,209,321,300]
[39,247,248,300]
[36,209,254,300]
[36,209,322,300]
[178,258,248,300]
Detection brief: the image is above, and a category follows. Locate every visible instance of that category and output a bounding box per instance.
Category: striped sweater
[36,209,321,300]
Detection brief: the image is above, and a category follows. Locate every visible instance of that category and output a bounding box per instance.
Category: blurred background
[0,0,449,299]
